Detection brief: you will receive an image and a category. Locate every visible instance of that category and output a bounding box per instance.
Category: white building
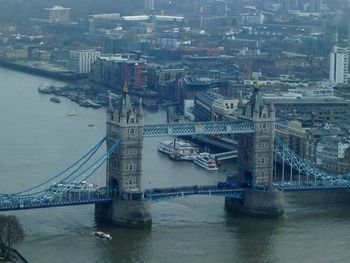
[329,46,349,84]
[46,6,71,24]
[68,50,101,74]
[236,13,265,25]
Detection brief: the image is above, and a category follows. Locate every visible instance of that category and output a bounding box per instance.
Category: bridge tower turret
[97,85,151,227]
[225,86,283,216]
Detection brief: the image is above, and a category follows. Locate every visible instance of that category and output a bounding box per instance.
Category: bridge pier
[225,190,284,217]
[95,200,152,227]
[110,199,152,227]
[101,86,152,228]
[226,86,284,216]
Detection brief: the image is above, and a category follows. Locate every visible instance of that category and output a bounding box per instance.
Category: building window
[127,128,138,136]
[125,163,137,171]
[111,126,118,133]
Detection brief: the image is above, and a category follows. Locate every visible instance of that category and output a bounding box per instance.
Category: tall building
[285,0,299,10]
[329,46,349,84]
[145,0,155,12]
[193,91,238,121]
[348,13,350,51]
[68,50,101,74]
[46,6,71,24]
[313,0,322,12]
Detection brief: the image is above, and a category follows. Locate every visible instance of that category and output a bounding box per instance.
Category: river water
[1,67,350,263]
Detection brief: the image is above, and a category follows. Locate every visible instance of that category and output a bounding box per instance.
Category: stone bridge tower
[237,86,275,190]
[97,85,151,227]
[225,86,284,216]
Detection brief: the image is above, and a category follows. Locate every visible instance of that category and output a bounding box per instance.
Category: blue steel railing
[273,182,350,192]
[144,185,243,202]
[0,191,112,211]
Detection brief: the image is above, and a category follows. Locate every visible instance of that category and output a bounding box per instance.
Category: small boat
[88,124,95,127]
[67,112,76,117]
[94,231,112,240]
[50,97,61,103]
[193,152,218,171]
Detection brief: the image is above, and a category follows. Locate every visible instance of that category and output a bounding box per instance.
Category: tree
[0,215,25,260]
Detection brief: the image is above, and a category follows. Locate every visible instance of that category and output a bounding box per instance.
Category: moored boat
[38,84,54,94]
[50,97,61,103]
[158,139,199,161]
[193,152,218,171]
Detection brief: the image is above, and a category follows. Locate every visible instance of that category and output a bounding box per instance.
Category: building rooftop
[46,6,71,11]
[268,97,349,105]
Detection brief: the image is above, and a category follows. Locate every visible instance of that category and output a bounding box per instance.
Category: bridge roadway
[0,192,112,212]
[143,185,244,201]
[0,185,244,211]
[3,182,350,211]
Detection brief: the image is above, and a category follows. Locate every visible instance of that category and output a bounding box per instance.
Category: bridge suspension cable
[1,136,107,196]
[12,139,119,199]
[61,140,120,186]
[274,137,350,184]
[47,140,120,198]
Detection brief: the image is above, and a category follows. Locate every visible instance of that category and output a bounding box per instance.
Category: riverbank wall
[0,59,85,82]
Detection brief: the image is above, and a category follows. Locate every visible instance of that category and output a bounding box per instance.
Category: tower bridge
[1,86,350,226]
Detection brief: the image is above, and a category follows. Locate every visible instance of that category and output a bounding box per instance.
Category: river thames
[1,67,350,263]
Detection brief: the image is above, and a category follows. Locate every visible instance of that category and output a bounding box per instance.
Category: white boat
[193,152,218,171]
[38,84,53,94]
[157,139,199,161]
[94,231,112,240]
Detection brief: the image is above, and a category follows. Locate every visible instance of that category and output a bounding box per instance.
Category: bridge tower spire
[97,88,151,227]
[225,86,284,216]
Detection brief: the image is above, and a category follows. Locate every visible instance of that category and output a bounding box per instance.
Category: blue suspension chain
[1,136,106,196]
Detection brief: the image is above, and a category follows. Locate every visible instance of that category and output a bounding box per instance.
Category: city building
[329,46,349,84]
[103,34,139,54]
[88,13,121,33]
[145,0,155,12]
[265,96,350,123]
[90,54,147,91]
[193,90,239,121]
[316,136,350,174]
[46,6,71,24]
[285,0,299,10]
[313,0,322,12]
[235,13,265,25]
[147,64,187,90]
[3,48,28,59]
[68,50,101,74]
[275,121,309,158]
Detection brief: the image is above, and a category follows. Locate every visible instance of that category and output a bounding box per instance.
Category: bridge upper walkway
[143,121,254,137]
